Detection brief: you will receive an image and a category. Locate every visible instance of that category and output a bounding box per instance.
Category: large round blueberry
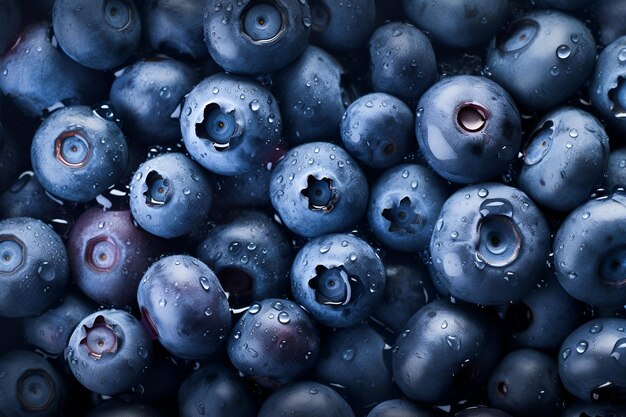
[31,105,129,203]
[430,183,550,305]
[257,381,354,417]
[486,9,596,110]
[180,73,282,176]
[368,164,450,252]
[553,191,626,305]
[128,152,212,239]
[270,142,368,238]
[606,147,626,190]
[0,217,69,318]
[291,233,385,328]
[309,0,376,51]
[65,309,153,395]
[517,106,610,211]
[367,399,437,417]
[204,0,310,75]
[416,75,521,184]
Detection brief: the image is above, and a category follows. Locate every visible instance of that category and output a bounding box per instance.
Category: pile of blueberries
[2,0,626,415]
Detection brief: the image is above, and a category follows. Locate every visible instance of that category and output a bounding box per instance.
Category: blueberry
[562,400,626,417]
[0,217,69,318]
[270,142,368,238]
[257,381,355,417]
[128,152,212,238]
[530,0,592,11]
[65,309,153,395]
[309,0,376,51]
[31,105,129,203]
[368,163,450,252]
[291,233,385,328]
[606,147,626,191]
[368,22,437,105]
[52,0,141,70]
[553,191,626,305]
[0,0,21,54]
[0,350,66,417]
[211,163,274,209]
[137,254,231,360]
[86,399,165,417]
[430,183,550,305]
[228,298,320,388]
[416,75,521,184]
[367,399,437,417]
[180,73,282,176]
[486,9,596,111]
[0,172,67,222]
[204,0,311,75]
[593,0,626,46]
[455,407,513,417]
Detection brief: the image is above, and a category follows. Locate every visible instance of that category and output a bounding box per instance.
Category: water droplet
[159,87,171,98]
[562,347,571,360]
[247,242,257,251]
[342,348,355,361]
[247,347,258,357]
[477,188,489,198]
[441,320,448,329]
[446,335,461,351]
[249,303,261,314]
[212,87,220,94]
[199,276,211,291]
[278,311,290,324]
[37,262,56,282]
[319,245,330,254]
[568,271,578,279]
[450,231,458,239]
[619,48,626,62]
[309,387,318,394]
[556,44,571,59]
[611,338,626,365]
[550,66,560,76]
[590,323,603,334]
[349,253,357,261]
[576,340,588,353]
[159,298,167,307]
[411,180,418,189]
[198,403,206,415]
[98,221,105,229]
[279,340,288,350]
[402,169,409,178]
[137,346,148,358]
[273,301,284,311]
[569,128,579,138]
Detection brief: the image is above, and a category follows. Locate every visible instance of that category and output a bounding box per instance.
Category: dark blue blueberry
[486,9,596,110]
[313,324,399,413]
[487,349,564,417]
[228,298,320,388]
[211,162,274,209]
[0,0,21,54]
[392,299,503,404]
[0,22,106,117]
[309,0,376,51]
[110,56,200,145]
[403,0,509,48]
[86,400,165,417]
[22,293,95,355]
[128,152,212,238]
[31,105,129,203]
[368,164,450,252]
[52,0,141,70]
[0,217,69,318]
[368,22,437,105]
[178,364,256,417]
[562,400,626,417]
[517,106,610,211]
[271,45,351,145]
[558,318,626,402]
[204,0,311,75]
[0,172,67,222]
[430,183,550,305]
[180,73,282,176]
[270,142,368,238]
[257,381,355,417]
[455,407,512,417]
[530,0,592,11]
[416,75,522,184]
[291,233,385,328]
[0,119,22,194]
[65,309,153,395]
[68,208,165,307]
[606,147,626,190]
[367,399,437,417]
[593,0,626,46]
[341,93,414,169]
[553,191,626,305]
[196,210,292,309]
[0,350,66,417]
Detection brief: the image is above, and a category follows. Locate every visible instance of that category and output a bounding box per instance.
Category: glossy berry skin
[69,208,164,307]
[559,318,626,402]
[430,183,550,305]
[416,75,521,184]
[0,350,66,417]
[271,46,350,145]
[86,401,164,417]
[138,255,231,360]
[486,10,596,111]
[403,0,508,48]
[257,381,355,417]
[52,0,141,70]
[392,300,503,405]
[562,400,626,417]
[178,365,255,417]
[368,164,450,252]
[228,298,320,388]
[0,172,66,221]
[593,0,626,47]
[309,0,376,51]
[518,107,610,211]
[455,408,512,417]
[0,0,21,54]
[0,217,69,318]
[553,192,626,306]
[313,324,398,412]
[0,22,106,117]
[128,152,212,239]
[110,57,200,145]
[606,147,626,190]
[22,293,95,355]
[368,22,437,105]
[31,105,129,203]
[341,93,414,169]
[367,399,437,417]
[487,349,563,417]
[180,73,282,176]
[196,210,292,308]
[291,233,385,328]
[204,0,311,75]
[270,142,368,238]
[65,309,153,396]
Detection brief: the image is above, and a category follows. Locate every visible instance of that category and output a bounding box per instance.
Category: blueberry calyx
[608,76,626,118]
[196,104,240,152]
[382,196,421,233]
[85,236,119,272]
[144,170,171,206]
[308,265,360,306]
[524,121,554,165]
[0,235,25,273]
[241,1,286,44]
[301,175,338,211]
[600,245,626,286]
[79,315,119,360]
[102,0,133,31]
[497,18,538,52]
[17,370,56,411]
[456,103,488,133]
[54,130,91,168]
